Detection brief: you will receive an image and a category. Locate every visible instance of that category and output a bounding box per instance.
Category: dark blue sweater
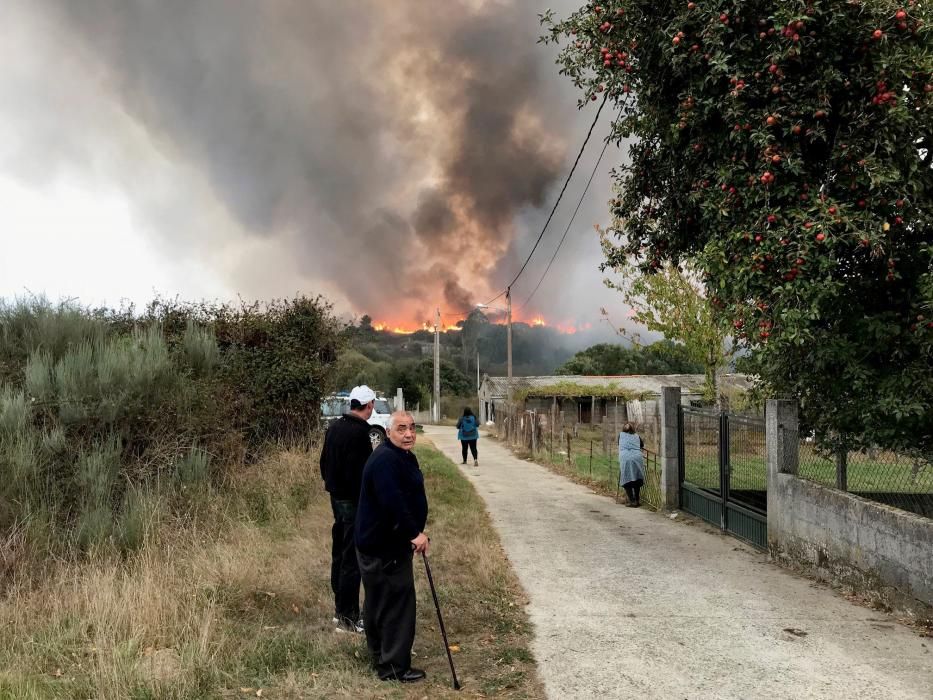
[354,441,428,559]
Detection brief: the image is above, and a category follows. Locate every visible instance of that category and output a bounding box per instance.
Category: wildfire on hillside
[369,317,592,335]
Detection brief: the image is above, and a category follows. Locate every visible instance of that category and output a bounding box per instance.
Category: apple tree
[542,1,933,453]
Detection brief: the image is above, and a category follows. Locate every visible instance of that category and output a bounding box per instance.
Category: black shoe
[382,668,426,683]
[398,668,426,683]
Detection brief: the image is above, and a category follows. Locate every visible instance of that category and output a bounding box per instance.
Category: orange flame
[368,315,587,335]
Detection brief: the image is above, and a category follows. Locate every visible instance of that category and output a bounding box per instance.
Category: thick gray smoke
[29,0,586,320]
[3,0,627,336]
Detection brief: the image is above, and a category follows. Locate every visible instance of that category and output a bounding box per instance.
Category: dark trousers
[623,479,644,504]
[357,549,416,679]
[460,439,478,462]
[330,497,361,624]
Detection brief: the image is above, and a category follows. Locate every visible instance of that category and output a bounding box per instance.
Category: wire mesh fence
[727,415,768,513]
[494,401,932,523]
[493,406,662,510]
[796,440,933,518]
[681,408,720,493]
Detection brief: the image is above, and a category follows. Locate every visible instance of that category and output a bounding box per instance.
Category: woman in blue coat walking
[456,407,480,466]
[618,422,645,507]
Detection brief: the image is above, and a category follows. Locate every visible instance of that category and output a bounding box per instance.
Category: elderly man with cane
[355,410,429,683]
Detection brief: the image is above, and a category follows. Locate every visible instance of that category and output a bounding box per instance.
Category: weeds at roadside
[0,444,543,699]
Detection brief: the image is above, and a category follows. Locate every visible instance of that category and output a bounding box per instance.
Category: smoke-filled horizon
[1,0,629,335]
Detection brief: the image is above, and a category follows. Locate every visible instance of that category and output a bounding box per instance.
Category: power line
[443,289,508,320]
[455,95,608,315]
[518,137,611,310]
[481,289,507,307]
[506,92,609,291]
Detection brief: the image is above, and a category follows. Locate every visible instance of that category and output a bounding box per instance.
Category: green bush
[145,295,341,447]
[0,388,28,435]
[115,485,160,553]
[175,447,211,485]
[0,295,341,556]
[0,297,109,383]
[182,321,220,375]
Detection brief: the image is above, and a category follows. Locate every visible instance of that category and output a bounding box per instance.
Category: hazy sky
[0,0,629,333]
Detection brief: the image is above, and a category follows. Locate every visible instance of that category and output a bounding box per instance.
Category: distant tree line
[338,312,707,403]
[555,340,704,376]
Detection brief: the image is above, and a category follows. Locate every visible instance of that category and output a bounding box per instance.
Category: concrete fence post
[766,399,798,543]
[659,387,681,509]
[766,399,798,479]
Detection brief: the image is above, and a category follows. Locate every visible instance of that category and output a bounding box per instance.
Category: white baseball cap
[348,385,377,405]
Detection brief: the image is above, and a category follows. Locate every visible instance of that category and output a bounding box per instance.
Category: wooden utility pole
[506,287,513,407]
[433,307,440,423]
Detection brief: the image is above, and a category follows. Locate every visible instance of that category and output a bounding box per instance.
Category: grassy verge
[0,445,542,699]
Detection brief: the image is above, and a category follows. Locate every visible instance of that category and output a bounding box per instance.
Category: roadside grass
[0,445,543,699]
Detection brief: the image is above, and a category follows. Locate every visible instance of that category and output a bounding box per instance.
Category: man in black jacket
[319,385,375,632]
[355,410,429,683]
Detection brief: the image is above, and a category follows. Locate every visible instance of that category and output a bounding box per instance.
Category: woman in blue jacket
[456,407,480,466]
[618,422,645,507]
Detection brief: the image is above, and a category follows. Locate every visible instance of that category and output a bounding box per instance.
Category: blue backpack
[459,415,478,439]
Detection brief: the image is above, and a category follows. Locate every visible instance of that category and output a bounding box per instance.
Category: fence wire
[493,406,661,510]
[783,427,933,519]
[726,415,767,512]
[682,409,720,493]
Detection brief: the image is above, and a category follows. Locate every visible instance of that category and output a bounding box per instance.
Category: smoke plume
[4,0,622,332]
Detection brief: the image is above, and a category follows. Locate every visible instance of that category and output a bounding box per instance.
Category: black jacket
[319,413,372,501]
[355,441,428,559]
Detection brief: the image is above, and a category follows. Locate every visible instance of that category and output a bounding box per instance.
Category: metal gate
[678,407,767,549]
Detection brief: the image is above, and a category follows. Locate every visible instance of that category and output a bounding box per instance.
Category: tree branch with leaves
[602,228,731,402]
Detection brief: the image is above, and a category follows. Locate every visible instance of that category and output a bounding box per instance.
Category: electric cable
[506,92,609,290]
[518,136,610,310]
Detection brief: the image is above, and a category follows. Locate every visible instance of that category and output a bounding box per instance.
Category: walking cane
[421,552,461,690]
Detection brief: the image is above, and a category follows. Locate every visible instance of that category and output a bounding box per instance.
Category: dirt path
[424,426,933,700]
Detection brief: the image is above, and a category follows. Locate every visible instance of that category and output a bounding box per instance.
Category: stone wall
[766,399,933,623]
[769,474,933,622]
